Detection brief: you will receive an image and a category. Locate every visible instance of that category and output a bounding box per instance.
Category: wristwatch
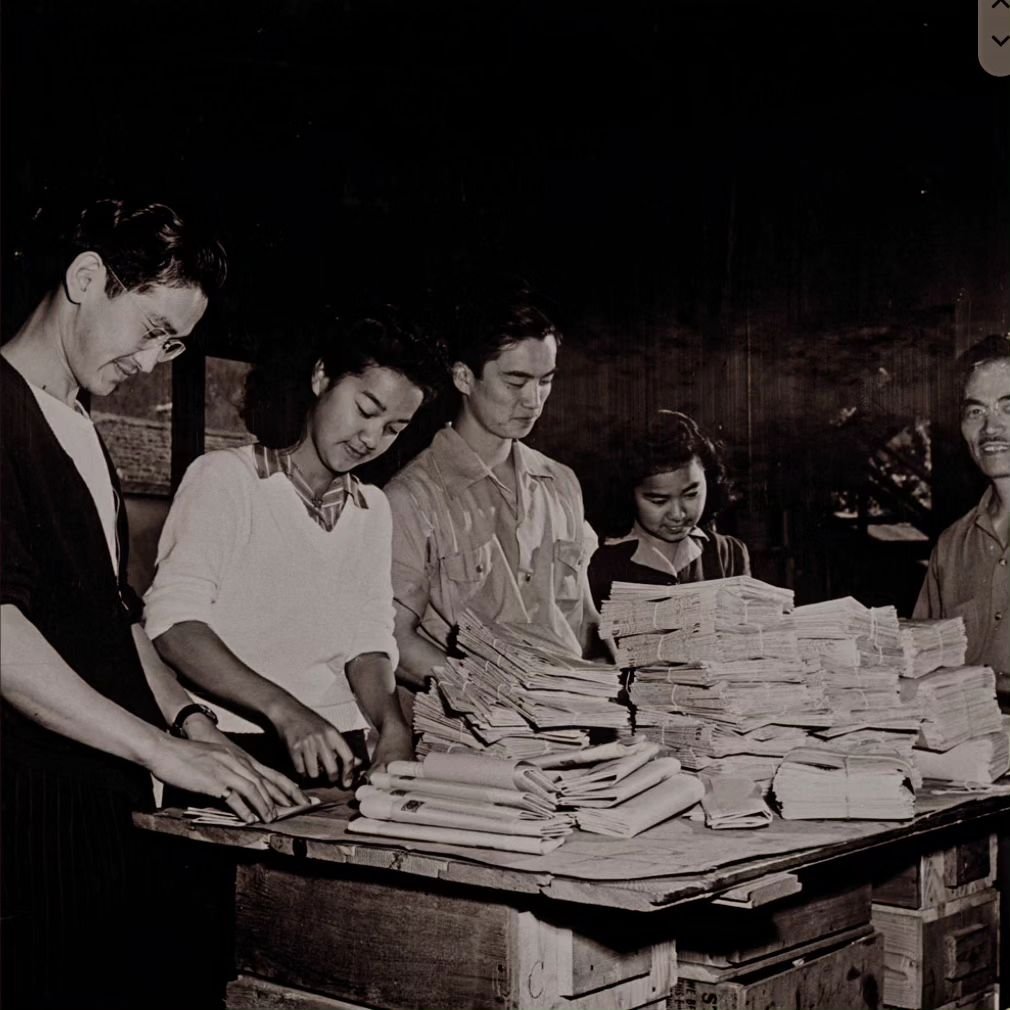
[169,702,219,738]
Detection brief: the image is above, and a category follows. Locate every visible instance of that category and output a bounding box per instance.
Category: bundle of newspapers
[913,716,1010,786]
[413,683,591,759]
[349,742,704,850]
[602,577,799,667]
[793,598,920,740]
[415,610,629,757]
[901,665,1005,754]
[772,743,921,820]
[607,577,838,790]
[897,617,968,678]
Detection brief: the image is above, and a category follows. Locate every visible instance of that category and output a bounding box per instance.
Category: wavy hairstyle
[242,308,449,449]
[69,198,227,296]
[614,410,733,534]
[449,274,562,377]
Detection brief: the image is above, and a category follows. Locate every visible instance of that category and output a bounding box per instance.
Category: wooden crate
[933,987,999,1010]
[873,833,997,911]
[668,931,884,1010]
[228,861,675,1010]
[677,879,872,971]
[872,888,999,1010]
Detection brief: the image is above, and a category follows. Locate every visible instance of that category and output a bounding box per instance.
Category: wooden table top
[134,786,1010,913]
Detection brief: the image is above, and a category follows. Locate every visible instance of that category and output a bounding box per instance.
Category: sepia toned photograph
[2,2,1008,1008]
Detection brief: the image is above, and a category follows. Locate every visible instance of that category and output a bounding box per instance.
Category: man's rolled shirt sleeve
[386,480,434,623]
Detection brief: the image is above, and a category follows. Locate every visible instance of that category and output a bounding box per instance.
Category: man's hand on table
[267,696,360,788]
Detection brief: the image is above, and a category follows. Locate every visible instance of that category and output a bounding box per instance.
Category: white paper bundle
[388,752,558,799]
[616,622,800,667]
[914,719,1010,785]
[599,576,794,640]
[634,679,825,718]
[632,659,806,687]
[900,666,1004,751]
[356,786,574,837]
[575,772,705,837]
[699,774,773,829]
[898,617,968,678]
[558,755,685,807]
[552,739,661,792]
[701,755,783,785]
[793,599,901,667]
[346,817,565,854]
[773,745,918,820]
[369,771,558,814]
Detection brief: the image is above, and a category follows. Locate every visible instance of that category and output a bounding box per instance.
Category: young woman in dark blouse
[588,410,750,609]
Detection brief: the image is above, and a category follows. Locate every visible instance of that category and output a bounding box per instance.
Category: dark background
[4,0,1009,609]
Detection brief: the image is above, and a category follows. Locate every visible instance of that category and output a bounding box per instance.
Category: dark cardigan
[1,355,164,803]
[587,529,751,610]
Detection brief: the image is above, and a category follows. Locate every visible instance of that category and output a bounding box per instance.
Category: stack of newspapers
[914,716,1010,785]
[903,665,1007,782]
[602,577,797,668]
[898,617,968,678]
[793,598,918,735]
[604,577,834,789]
[414,610,628,757]
[772,743,921,820]
[349,751,572,854]
[349,742,705,849]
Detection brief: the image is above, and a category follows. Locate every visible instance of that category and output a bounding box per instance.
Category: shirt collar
[253,444,368,510]
[429,426,555,493]
[609,522,709,577]
[973,486,1006,547]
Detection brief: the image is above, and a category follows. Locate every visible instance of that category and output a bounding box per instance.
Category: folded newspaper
[772,744,920,820]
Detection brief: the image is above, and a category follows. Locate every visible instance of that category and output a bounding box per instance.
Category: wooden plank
[235,862,513,1010]
[712,872,801,908]
[511,910,674,1010]
[676,924,873,984]
[668,931,884,1010]
[872,887,998,1009]
[677,880,872,969]
[873,833,996,910]
[227,975,372,1009]
[934,986,999,1010]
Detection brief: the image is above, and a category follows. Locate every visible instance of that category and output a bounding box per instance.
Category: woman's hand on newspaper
[150,736,308,823]
[269,697,359,787]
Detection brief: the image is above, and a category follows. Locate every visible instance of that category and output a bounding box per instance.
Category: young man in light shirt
[385,280,601,694]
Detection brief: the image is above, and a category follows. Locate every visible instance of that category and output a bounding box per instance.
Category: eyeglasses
[103,260,187,362]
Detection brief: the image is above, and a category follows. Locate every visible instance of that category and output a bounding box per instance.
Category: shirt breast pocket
[442,541,494,607]
[553,539,586,604]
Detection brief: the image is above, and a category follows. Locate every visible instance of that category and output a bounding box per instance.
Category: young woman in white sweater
[145,312,447,787]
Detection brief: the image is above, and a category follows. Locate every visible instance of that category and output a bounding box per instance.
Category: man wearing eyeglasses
[0,199,305,1010]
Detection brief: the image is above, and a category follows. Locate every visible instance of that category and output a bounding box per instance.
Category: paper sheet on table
[562,757,683,807]
[556,740,663,792]
[346,816,565,854]
[388,752,556,799]
[369,772,556,813]
[576,773,705,837]
[699,774,772,829]
[356,786,573,837]
[181,795,323,826]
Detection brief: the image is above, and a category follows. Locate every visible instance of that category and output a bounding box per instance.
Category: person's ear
[310,359,331,397]
[451,361,475,397]
[64,252,105,306]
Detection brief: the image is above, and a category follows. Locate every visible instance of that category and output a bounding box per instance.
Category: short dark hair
[957,335,1010,395]
[450,275,561,377]
[615,410,733,532]
[242,308,449,448]
[69,199,227,297]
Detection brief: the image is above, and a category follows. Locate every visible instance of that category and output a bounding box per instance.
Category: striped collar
[253,443,367,531]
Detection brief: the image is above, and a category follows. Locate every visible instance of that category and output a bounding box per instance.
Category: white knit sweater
[144,446,398,733]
